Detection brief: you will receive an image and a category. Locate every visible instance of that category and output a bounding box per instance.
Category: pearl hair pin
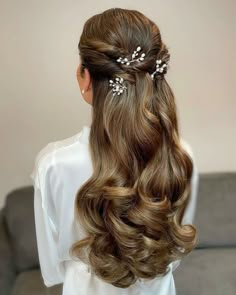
[117,46,146,65]
[108,45,169,96]
[109,77,127,96]
[150,59,168,80]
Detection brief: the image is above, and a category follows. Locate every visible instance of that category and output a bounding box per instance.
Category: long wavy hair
[70,7,198,288]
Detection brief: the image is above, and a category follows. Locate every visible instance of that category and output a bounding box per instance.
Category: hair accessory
[109,77,127,96]
[150,59,168,80]
[117,46,146,65]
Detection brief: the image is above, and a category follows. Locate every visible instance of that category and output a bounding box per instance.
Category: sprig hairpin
[109,77,127,96]
[109,46,168,96]
[150,59,168,80]
[117,46,146,65]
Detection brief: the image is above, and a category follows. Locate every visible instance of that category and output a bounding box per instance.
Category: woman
[31,7,199,295]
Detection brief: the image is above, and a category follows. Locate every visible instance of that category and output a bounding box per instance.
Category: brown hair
[70,7,198,288]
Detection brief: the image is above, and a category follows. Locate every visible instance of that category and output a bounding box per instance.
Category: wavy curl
[70,7,198,288]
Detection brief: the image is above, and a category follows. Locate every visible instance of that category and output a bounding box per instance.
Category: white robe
[30,125,199,295]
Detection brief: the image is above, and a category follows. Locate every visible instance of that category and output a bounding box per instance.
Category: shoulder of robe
[33,129,83,175]
[30,141,58,188]
[179,138,195,160]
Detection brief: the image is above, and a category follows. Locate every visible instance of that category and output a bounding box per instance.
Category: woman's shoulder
[179,137,195,160]
[53,125,91,165]
[30,141,57,183]
[54,125,90,151]
[35,125,90,164]
[179,138,198,177]
[30,125,91,183]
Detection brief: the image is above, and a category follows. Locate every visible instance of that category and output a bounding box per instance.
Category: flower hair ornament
[109,77,127,96]
[109,45,168,96]
[150,59,168,80]
[116,46,146,65]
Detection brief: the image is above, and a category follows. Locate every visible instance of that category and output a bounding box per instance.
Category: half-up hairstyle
[70,7,198,288]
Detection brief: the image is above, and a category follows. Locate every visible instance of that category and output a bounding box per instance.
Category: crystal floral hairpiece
[150,59,168,80]
[109,45,168,96]
[109,77,127,96]
[116,46,146,65]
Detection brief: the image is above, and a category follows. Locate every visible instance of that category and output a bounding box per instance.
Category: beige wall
[0,0,235,208]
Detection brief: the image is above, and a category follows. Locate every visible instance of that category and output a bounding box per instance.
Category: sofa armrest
[0,207,16,295]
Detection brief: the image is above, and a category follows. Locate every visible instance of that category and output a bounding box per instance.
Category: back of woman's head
[70,7,198,288]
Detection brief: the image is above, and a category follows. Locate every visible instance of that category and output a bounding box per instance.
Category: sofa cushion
[174,247,236,295]
[4,186,39,273]
[0,208,16,295]
[195,172,236,247]
[11,268,62,295]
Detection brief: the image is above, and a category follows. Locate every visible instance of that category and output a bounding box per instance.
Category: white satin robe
[30,125,199,295]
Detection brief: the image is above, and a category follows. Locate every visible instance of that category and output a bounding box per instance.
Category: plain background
[0,0,235,208]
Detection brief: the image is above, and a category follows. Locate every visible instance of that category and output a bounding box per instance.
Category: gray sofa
[0,172,235,295]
